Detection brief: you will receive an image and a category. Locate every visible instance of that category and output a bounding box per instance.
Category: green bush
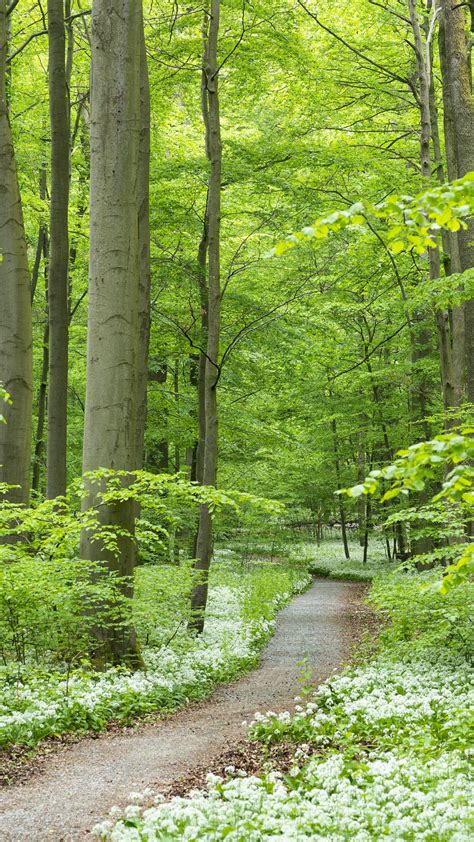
[370,570,474,656]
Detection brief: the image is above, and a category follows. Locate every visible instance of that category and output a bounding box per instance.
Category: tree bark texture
[46,0,70,498]
[135,23,151,471]
[189,0,222,633]
[439,0,474,400]
[0,0,33,505]
[80,0,143,665]
[331,414,350,560]
[408,0,460,415]
[32,188,50,495]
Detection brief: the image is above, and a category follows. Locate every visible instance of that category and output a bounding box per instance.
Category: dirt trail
[0,579,369,841]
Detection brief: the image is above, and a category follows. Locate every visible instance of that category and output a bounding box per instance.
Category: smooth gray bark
[408,0,459,417]
[47,0,70,498]
[190,0,222,633]
[32,170,50,495]
[80,0,143,666]
[438,0,474,400]
[135,23,151,471]
[0,0,33,505]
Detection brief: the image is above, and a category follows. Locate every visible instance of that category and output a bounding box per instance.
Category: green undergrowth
[0,558,311,751]
[98,566,474,840]
[307,539,390,581]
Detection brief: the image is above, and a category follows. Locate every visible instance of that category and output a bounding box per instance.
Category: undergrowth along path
[0,579,370,841]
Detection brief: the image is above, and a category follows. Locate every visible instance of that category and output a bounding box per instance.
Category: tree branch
[7,29,47,64]
[297,0,411,87]
[6,0,20,16]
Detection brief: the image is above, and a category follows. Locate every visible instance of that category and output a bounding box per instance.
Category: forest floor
[0,578,370,841]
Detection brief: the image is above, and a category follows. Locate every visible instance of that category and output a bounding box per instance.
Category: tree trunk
[189,0,222,633]
[438,9,465,406]
[80,0,143,666]
[439,0,474,400]
[0,0,33,505]
[32,199,50,495]
[46,0,70,498]
[135,23,151,472]
[195,190,210,488]
[408,0,456,419]
[331,414,350,560]
[32,322,49,495]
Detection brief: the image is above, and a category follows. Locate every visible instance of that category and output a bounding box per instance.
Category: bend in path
[0,579,369,841]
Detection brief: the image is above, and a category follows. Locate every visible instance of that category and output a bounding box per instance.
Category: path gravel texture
[0,578,369,841]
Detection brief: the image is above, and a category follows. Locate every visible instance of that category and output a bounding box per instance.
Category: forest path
[0,579,369,841]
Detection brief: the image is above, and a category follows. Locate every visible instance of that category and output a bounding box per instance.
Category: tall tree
[438,0,474,400]
[135,19,151,471]
[32,168,50,495]
[80,0,144,665]
[407,0,458,415]
[0,0,33,505]
[189,0,222,633]
[46,0,70,497]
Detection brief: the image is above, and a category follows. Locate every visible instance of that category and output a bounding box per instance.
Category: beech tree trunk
[189,0,222,633]
[135,24,151,471]
[0,0,33,505]
[331,414,350,560]
[195,189,210,489]
[439,0,474,400]
[32,175,50,495]
[438,21,465,405]
[46,0,70,498]
[80,0,143,666]
[408,0,459,418]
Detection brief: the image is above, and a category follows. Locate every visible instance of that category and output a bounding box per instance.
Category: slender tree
[46,0,70,497]
[189,0,222,633]
[135,19,151,471]
[0,0,33,505]
[32,168,50,494]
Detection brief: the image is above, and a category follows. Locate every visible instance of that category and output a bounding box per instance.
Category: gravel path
[0,578,369,841]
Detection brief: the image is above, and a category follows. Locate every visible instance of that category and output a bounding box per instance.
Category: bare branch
[7,29,47,64]
[6,0,20,16]
[297,0,411,88]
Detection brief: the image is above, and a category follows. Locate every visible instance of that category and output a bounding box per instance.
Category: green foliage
[0,556,130,668]
[307,540,389,581]
[342,429,474,590]
[0,559,311,748]
[0,385,10,424]
[100,565,474,840]
[272,173,474,257]
[370,571,474,656]
[0,469,280,671]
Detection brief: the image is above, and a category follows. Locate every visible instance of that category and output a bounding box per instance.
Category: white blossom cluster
[249,651,474,752]
[95,749,473,840]
[95,652,473,840]
[0,575,310,747]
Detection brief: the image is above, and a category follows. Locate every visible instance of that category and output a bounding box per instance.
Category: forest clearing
[0,0,473,840]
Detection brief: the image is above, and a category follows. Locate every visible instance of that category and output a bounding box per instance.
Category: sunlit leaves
[271,173,474,258]
[0,385,10,424]
[340,429,474,592]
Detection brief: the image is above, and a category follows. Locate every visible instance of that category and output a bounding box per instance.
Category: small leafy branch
[270,172,474,258]
[0,384,11,424]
